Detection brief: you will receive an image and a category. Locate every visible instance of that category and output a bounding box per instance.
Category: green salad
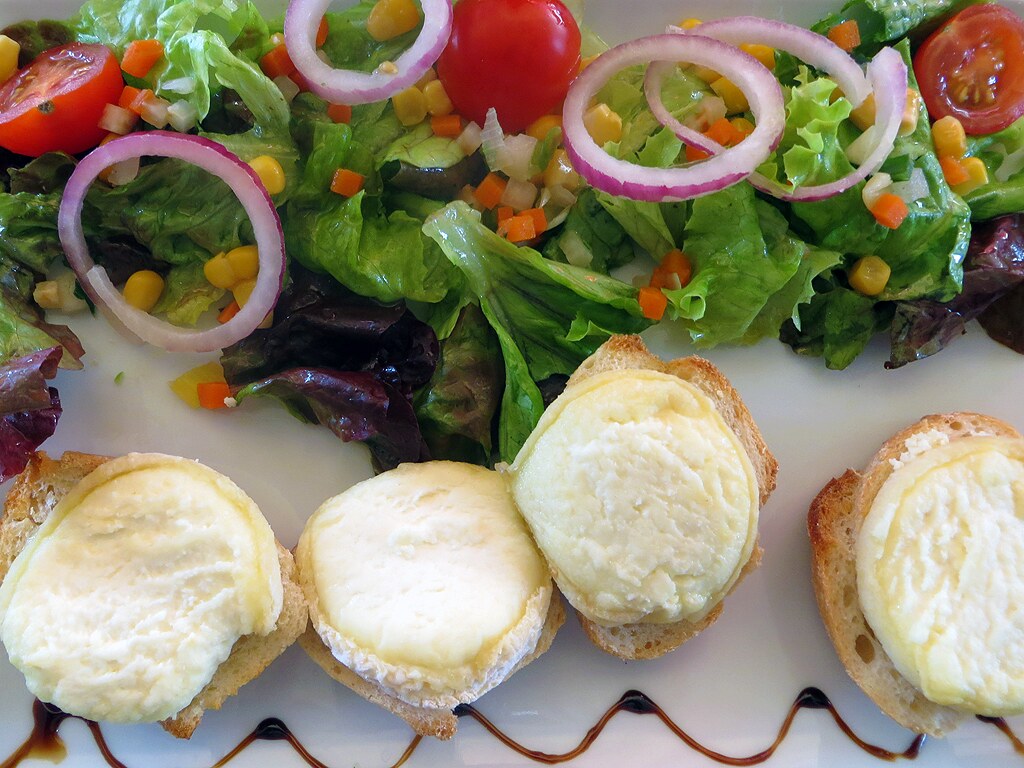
[0,0,1022,473]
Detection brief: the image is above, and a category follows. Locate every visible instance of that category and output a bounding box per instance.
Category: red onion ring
[562,34,785,202]
[57,132,286,353]
[284,0,452,105]
[643,61,722,154]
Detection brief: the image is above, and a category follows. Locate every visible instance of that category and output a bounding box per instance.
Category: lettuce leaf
[0,346,63,483]
[963,117,1024,221]
[812,0,968,54]
[423,201,650,462]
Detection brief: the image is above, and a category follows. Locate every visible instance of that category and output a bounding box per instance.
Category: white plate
[2,1,1024,766]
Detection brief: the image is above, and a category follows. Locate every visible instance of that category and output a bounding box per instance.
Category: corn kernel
[248,155,286,195]
[739,43,775,70]
[952,156,989,196]
[415,67,437,89]
[422,79,453,116]
[0,35,21,84]
[392,85,427,126]
[583,103,622,146]
[170,361,225,409]
[730,116,755,136]
[678,18,702,29]
[33,281,60,310]
[848,255,891,296]
[849,93,876,131]
[544,149,580,190]
[124,270,165,312]
[932,115,967,159]
[367,0,420,42]
[900,88,921,137]
[203,253,237,290]
[233,278,258,307]
[690,65,721,83]
[226,245,260,280]
[527,114,562,142]
[709,77,749,114]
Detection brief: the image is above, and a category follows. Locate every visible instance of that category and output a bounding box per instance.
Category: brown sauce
[3,689,1022,767]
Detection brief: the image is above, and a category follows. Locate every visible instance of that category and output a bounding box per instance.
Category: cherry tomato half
[914,4,1024,136]
[0,43,124,157]
[436,0,581,133]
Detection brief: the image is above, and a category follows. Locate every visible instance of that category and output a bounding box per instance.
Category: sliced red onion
[748,47,907,202]
[644,62,722,154]
[562,34,785,202]
[57,132,285,353]
[284,0,452,105]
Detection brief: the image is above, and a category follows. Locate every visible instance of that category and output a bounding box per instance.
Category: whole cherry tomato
[0,42,124,156]
[914,4,1024,135]
[436,0,581,133]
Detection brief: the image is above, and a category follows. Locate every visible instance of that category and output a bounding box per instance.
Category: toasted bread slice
[299,592,565,740]
[564,335,776,660]
[0,451,307,739]
[808,412,1021,736]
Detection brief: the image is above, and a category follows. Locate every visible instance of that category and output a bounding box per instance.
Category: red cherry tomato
[914,4,1024,136]
[436,0,581,133]
[0,43,124,157]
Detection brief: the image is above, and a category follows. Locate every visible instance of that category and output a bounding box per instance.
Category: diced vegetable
[638,285,668,320]
[868,192,909,229]
[848,255,891,296]
[330,168,365,197]
[123,270,165,312]
[392,85,428,126]
[248,155,286,195]
[583,103,622,146]
[120,39,164,79]
[827,19,861,52]
[197,380,232,409]
[474,172,507,209]
[0,35,21,84]
[367,0,422,42]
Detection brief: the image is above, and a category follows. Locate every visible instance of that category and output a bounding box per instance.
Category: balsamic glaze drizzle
[3,689,1021,768]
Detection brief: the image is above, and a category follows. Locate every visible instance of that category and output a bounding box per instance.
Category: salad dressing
[11,688,1024,767]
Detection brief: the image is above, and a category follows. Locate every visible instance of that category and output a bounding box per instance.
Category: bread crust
[563,335,777,660]
[299,590,566,739]
[0,451,307,739]
[808,412,1021,736]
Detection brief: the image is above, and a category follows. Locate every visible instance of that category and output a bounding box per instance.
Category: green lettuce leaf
[812,0,968,54]
[964,117,1024,220]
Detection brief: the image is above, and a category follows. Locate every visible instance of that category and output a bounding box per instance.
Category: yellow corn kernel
[170,361,225,409]
[730,116,755,135]
[739,43,775,71]
[583,103,622,146]
[544,148,580,190]
[527,114,562,141]
[932,115,967,159]
[123,270,165,313]
[899,88,921,136]
[690,65,721,83]
[248,155,286,195]
[391,85,427,126]
[678,18,702,29]
[203,252,237,290]
[422,79,453,116]
[366,0,420,42]
[709,76,749,115]
[849,93,876,131]
[33,280,60,310]
[415,66,437,89]
[0,35,20,83]
[848,255,891,297]
[233,278,258,307]
[226,245,259,280]
[952,156,989,196]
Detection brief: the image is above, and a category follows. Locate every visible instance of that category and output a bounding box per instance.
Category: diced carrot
[660,249,693,286]
[118,85,143,111]
[474,172,507,210]
[939,154,970,186]
[316,17,329,47]
[503,214,537,243]
[521,207,548,235]
[260,44,295,80]
[121,39,164,79]
[869,192,909,229]
[638,286,668,321]
[327,103,353,123]
[330,168,365,197]
[496,206,514,223]
[685,144,710,162]
[197,381,232,409]
[827,20,861,52]
[218,300,241,324]
[430,114,462,137]
[123,87,156,117]
[704,117,745,147]
[288,69,312,93]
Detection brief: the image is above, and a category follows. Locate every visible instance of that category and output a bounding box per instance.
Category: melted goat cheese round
[857,436,1024,715]
[509,369,759,626]
[296,461,551,709]
[0,453,282,722]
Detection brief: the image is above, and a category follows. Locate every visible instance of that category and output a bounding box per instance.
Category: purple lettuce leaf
[0,346,63,482]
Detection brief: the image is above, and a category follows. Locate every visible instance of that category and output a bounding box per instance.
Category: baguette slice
[299,593,565,740]
[808,412,1022,736]
[0,451,308,739]
[561,335,777,660]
